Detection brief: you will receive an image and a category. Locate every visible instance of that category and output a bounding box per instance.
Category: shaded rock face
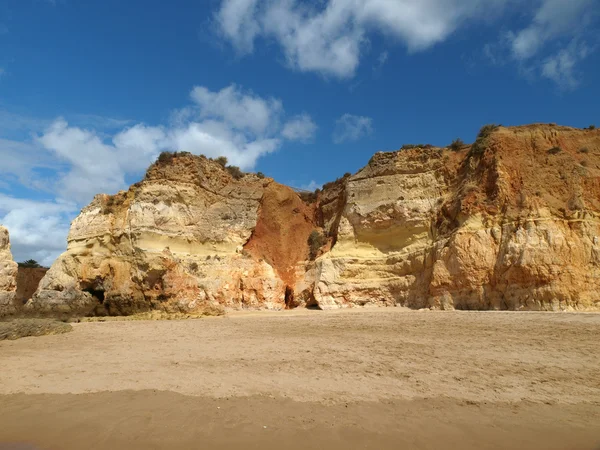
[31,125,600,316]
[16,267,48,305]
[0,226,19,317]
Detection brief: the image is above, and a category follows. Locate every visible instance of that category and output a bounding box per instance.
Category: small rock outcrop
[0,226,19,317]
[28,124,600,316]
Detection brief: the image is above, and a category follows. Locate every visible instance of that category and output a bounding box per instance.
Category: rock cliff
[29,154,316,317]
[29,124,600,316]
[0,226,19,317]
[305,124,600,311]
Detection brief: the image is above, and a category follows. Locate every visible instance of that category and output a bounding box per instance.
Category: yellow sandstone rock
[28,124,600,316]
[0,225,19,316]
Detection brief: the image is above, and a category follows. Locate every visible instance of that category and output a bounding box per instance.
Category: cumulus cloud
[216,0,261,53]
[38,119,132,202]
[190,84,282,135]
[215,0,598,86]
[493,0,597,88]
[508,0,594,60]
[0,138,59,187]
[30,84,314,204]
[0,195,77,266]
[333,114,373,144]
[215,0,510,78]
[541,41,590,89]
[281,114,317,141]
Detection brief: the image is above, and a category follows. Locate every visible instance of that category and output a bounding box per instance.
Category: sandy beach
[1,309,599,449]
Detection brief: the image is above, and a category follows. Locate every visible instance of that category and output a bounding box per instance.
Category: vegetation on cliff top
[448,138,465,152]
[155,152,246,180]
[469,124,501,156]
[18,259,44,268]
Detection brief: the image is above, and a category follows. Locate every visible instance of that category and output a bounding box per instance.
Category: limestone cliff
[29,154,316,317]
[29,124,600,316]
[304,124,600,311]
[0,226,19,317]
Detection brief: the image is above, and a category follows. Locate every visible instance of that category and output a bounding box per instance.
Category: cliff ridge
[23,124,600,317]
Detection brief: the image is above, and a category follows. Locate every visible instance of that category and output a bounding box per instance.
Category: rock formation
[307,125,600,311]
[29,154,317,317]
[29,124,600,316]
[0,226,19,317]
[16,267,48,305]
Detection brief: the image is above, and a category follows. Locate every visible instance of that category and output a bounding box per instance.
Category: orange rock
[29,125,600,316]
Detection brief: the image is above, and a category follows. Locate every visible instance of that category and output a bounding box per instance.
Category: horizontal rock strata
[29,125,600,316]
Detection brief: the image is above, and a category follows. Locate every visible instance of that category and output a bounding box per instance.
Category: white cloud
[541,41,589,89]
[500,0,596,88]
[0,138,61,189]
[299,180,320,192]
[215,0,511,78]
[216,0,260,53]
[373,50,389,73]
[30,84,315,204]
[215,0,598,86]
[281,113,317,141]
[38,119,130,203]
[190,84,282,135]
[71,114,133,130]
[0,110,50,134]
[333,114,373,144]
[508,0,594,60]
[0,109,130,136]
[0,195,77,266]
[168,122,281,169]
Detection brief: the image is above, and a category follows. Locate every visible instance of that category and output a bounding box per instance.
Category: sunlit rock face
[29,154,316,317]
[305,125,600,311]
[31,125,600,316]
[0,226,19,317]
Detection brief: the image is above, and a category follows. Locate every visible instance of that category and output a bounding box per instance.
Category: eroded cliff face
[29,154,316,317]
[30,124,600,316]
[306,124,600,311]
[0,226,19,317]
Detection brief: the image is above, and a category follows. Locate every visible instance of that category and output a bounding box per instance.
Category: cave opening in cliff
[305,292,322,310]
[284,286,294,309]
[83,288,105,304]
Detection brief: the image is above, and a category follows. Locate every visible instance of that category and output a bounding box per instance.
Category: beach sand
[1,309,599,449]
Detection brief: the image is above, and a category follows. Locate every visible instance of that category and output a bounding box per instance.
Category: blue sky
[1,0,599,265]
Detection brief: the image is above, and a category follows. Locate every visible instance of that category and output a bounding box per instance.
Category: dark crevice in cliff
[83,288,105,304]
[284,286,295,309]
[15,267,47,304]
[304,290,322,310]
[312,172,351,257]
